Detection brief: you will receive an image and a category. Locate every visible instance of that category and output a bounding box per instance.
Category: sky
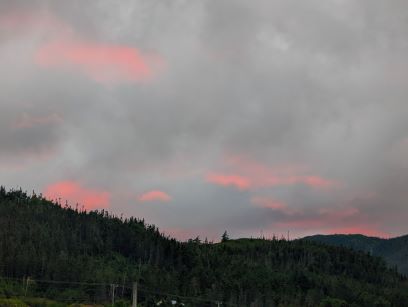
[1,0,408,241]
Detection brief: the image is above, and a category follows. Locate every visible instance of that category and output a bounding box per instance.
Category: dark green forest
[1,187,408,306]
[304,234,408,276]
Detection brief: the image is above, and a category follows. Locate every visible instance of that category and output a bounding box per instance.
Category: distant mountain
[1,187,408,306]
[303,234,408,275]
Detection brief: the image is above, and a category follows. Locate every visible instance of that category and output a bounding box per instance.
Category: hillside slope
[1,187,408,306]
[304,234,408,276]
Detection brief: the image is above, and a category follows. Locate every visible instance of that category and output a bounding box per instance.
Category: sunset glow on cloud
[35,40,163,84]
[301,176,336,188]
[206,156,338,191]
[43,181,110,210]
[2,1,408,241]
[138,190,172,202]
[251,196,291,212]
[269,206,389,238]
[205,173,251,190]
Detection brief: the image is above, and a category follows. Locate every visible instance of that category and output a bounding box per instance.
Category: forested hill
[1,187,408,306]
[303,234,408,276]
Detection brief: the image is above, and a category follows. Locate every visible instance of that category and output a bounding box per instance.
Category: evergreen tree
[221,230,229,242]
[0,186,407,306]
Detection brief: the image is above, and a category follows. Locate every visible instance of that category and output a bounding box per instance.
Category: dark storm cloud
[1,0,408,239]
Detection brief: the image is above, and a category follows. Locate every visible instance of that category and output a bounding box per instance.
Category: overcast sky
[1,0,408,240]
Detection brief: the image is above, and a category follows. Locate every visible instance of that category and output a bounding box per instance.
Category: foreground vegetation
[0,187,407,306]
[304,234,408,276]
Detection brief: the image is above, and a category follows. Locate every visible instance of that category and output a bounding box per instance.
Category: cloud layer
[44,181,110,210]
[138,190,171,202]
[1,0,408,240]
[36,40,161,84]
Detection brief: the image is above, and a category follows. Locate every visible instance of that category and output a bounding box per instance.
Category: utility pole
[121,273,126,298]
[216,301,222,307]
[24,277,30,297]
[132,259,141,307]
[111,284,116,307]
[132,282,138,307]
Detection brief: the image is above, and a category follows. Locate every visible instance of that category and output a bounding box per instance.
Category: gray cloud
[1,0,408,239]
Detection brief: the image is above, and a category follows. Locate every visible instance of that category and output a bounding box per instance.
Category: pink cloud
[276,207,360,229]
[205,173,251,190]
[206,155,339,191]
[251,196,303,217]
[301,176,336,188]
[251,196,287,210]
[43,181,110,210]
[35,40,164,84]
[271,206,390,238]
[138,190,171,202]
[1,10,165,84]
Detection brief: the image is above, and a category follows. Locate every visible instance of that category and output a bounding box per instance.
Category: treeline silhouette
[0,187,407,306]
[304,234,408,276]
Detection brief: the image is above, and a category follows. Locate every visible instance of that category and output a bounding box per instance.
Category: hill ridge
[303,234,408,276]
[1,187,408,306]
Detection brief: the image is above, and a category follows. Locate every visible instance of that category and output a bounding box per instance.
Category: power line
[0,276,116,287]
[137,285,236,306]
[0,276,236,306]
